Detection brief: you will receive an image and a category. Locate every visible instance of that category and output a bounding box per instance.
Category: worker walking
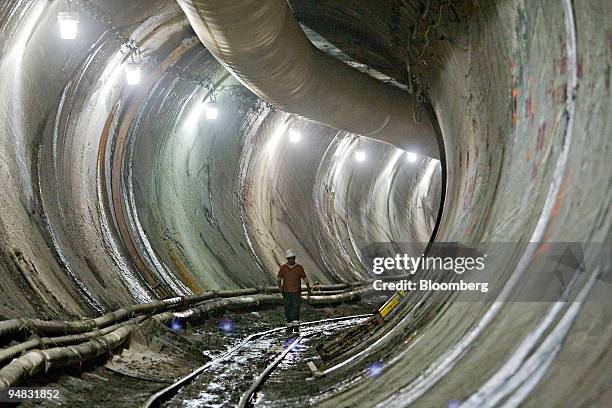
[277,249,311,333]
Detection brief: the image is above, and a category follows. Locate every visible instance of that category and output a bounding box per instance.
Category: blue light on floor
[447,400,461,408]
[168,317,184,332]
[218,318,235,333]
[367,360,384,377]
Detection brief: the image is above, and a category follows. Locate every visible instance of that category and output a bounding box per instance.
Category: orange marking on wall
[543,171,572,243]
[165,245,203,293]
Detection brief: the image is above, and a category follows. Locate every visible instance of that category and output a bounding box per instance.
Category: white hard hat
[286,249,296,258]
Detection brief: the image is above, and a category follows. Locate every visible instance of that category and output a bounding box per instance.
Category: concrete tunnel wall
[127,44,440,293]
[0,0,610,407]
[0,0,440,317]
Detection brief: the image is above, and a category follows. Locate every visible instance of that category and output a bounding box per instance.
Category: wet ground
[16,299,383,407]
[253,319,366,408]
[165,316,368,407]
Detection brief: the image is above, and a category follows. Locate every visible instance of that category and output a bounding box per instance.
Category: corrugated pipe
[176,0,440,159]
[0,286,380,388]
[0,277,400,343]
[0,284,345,342]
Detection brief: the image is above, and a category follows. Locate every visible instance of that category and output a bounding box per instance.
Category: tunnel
[0,0,610,406]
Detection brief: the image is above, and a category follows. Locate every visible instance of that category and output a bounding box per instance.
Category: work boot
[286,323,293,334]
[293,321,300,333]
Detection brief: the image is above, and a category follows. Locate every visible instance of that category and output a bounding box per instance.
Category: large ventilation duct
[176,0,441,159]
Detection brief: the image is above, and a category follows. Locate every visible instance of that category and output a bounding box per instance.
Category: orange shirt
[277,263,306,293]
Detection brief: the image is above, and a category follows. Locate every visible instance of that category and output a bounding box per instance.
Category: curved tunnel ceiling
[0,0,610,407]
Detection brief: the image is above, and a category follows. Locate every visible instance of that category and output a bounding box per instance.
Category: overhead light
[204,101,218,120]
[355,150,366,162]
[125,63,143,85]
[266,123,287,153]
[289,129,301,143]
[58,12,79,40]
[406,152,418,162]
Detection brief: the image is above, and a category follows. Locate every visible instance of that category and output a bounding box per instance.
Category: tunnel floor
[19,300,383,407]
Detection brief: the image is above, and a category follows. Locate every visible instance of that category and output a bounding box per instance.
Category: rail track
[143,314,370,407]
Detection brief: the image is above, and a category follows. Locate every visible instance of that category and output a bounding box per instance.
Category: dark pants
[282,293,301,323]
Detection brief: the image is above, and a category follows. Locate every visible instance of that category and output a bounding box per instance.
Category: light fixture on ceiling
[289,129,301,143]
[204,101,218,120]
[406,151,418,162]
[58,11,79,40]
[125,62,143,85]
[355,150,366,162]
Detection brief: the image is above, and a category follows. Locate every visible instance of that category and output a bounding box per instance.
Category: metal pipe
[176,0,440,159]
